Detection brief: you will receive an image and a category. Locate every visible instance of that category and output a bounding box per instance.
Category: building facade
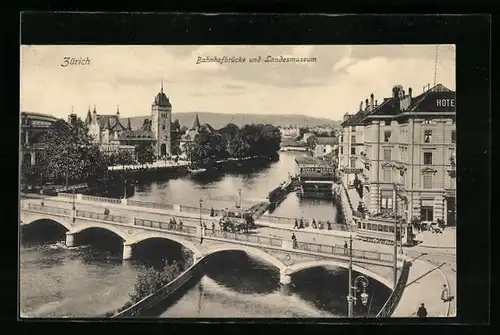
[339,84,456,226]
[84,82,173,158]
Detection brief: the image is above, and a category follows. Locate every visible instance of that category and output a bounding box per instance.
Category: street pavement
[392,259,451,317]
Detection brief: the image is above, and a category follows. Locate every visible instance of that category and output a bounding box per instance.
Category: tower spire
[433,45,439,87]
[161,78,164,93]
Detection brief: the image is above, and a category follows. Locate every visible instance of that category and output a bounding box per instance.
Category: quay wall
[376,261,410,317]
[112,259,205,318]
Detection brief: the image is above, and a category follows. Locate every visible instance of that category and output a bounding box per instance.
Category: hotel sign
[342,168,363,174]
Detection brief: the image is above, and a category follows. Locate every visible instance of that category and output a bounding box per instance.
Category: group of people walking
[293,218,333,230]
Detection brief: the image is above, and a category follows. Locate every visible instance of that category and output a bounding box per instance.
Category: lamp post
[347,234,354,317]
[392,183,398,289]
[199,198,203,226]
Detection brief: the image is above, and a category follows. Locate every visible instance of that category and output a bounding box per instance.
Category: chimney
[365,98,369,111]
[408,87,412,102]
[375,100,378,106]
[370,93,374,111]
[359,101,363,111]
[116,105,120,116]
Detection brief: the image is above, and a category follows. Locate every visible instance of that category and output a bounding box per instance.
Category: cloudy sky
[20,45,455,121]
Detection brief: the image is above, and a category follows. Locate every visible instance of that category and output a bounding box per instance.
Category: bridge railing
[296,241,394,263]
[376,261,411,317]
[134,218,197,235]
[127,200,174,211]
[260,215,350,231]
[205,230,283,248]
[26,203,71,216]
[76,210,128,224]
[81,195,122,204]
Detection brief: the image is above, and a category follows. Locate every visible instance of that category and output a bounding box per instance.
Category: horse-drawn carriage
[218,207,256,233]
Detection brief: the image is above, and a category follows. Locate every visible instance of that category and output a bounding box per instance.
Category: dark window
[351,135,356,143]
[383,168,391,182]
[384,131,391,142]
[350,157,356,168]
[351,126,356,132]
[340,136,344,143]
[421,206,434,221]
[451,130,456,143]
[424,130,432,143]
[162,125,166,130]
[424,152,433,165]
[384,120,391,126]
[351,147,356,155]
[340,147,343,154]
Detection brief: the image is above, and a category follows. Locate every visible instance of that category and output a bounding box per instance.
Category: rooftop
[295,156,331,167]
[316,137,338,145]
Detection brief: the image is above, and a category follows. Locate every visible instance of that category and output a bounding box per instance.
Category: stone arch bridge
[20,202,397,288]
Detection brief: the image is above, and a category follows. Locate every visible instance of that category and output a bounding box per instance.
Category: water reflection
[204,252,280,295]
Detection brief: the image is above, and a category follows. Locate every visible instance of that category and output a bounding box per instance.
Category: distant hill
[126,112,341,131]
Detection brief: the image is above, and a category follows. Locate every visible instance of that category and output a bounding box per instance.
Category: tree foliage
[37,118,107,183]
[107,150,135,166]
[306,134,318,151]
[129,260,183,303]
[188,123,281,166]
[136,143,155,164]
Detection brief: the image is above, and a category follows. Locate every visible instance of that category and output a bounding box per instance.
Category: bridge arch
[69,223,129,242]
[129,231,203,258]
[286,260,392,289]
[22,214,73,231]
[203,245,286,272]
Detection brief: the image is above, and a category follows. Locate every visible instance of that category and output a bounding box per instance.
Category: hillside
[127,112,341,131]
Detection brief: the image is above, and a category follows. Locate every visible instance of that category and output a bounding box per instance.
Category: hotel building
[338,84,456,226]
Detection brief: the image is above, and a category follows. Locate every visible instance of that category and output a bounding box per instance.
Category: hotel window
[340,136,344,143]
[424,130,432,143]
[350,157,356,168]
[351,135,356,144]
[380,190,393,210]
[423,174,433,189]
[162,125,166,130]
[351,126,356,132]
[351,147,356,155]
[451,130,456,143]
[340,147,343,154]
[384,120,391,126]
[424,152,433,165]
[384,131,391,142]
[383,168,392,182]
[383,148,392,161]
[421,206,434,221]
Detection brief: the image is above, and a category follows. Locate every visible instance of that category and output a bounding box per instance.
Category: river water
[19,151,391,318]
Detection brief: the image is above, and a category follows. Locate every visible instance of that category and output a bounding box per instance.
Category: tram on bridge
[355,216,415,246]
[294,156,337,199]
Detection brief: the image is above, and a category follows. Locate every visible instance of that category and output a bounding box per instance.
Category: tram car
[355,217,415,246]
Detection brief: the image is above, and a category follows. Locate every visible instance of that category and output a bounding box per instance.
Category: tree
[306,134,318,151]
[227,134,250,158]
[136,143,155,164]
[296,127,309,141]
[189,130,227,165]
[37,118,107,184]
[108,150,135,166]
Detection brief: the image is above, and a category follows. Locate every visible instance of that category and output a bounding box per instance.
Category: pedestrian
[327,220,332,230]
[291,233,297,249]
[294,219,299,229]
[299,218,304,229]
[416,303,427,318]
[441,284,449,302]
[312,218,317,229]
[212,222,215,232]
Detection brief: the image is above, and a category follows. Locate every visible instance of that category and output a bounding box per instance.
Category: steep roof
[96,115,128,131]
[191,113,201,130]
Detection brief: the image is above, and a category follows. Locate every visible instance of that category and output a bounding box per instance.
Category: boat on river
[188,166,207,175]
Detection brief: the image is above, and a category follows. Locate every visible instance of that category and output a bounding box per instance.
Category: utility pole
[72,183,76,224]
[347,234,354,318]
[393,183,398,289]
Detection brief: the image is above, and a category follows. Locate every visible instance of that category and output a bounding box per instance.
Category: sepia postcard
[20,44,457,319]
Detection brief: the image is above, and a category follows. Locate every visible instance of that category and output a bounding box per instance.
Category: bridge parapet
[76,209,129,224]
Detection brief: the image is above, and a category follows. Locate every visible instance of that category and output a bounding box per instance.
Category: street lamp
[72,183,76,224]
[347,234,354,317]
[347,234,371,318]
[199,198,203,226]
